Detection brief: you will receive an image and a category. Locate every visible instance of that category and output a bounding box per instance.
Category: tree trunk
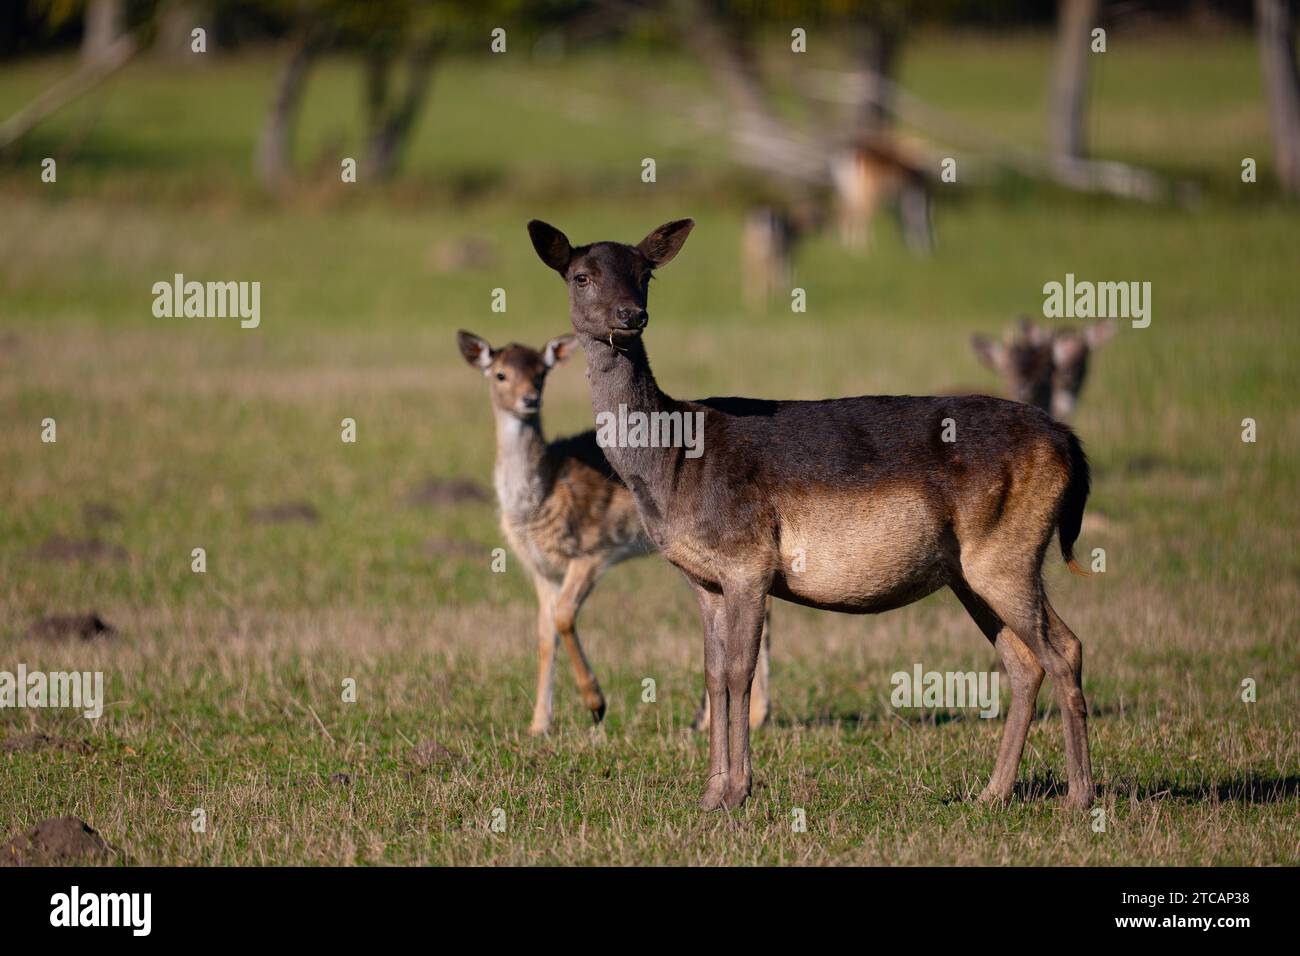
[856,20,900,140]
[1049,0,1099,169]
[255,28,325,191]
[82,0,125,63]
[667,0,825,184]
[156,1,214,62]
[1256,0,1300,194]
[364,33,443,182]
[0,34,137,150]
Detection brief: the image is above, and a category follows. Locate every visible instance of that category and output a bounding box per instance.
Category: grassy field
[1,28,1297,865]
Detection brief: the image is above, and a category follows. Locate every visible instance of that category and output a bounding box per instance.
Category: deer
[527,217,1096,813]
[741,206,798,311]
[829,135,933,254]
[972,315,1117,421]
[457,330,771,735]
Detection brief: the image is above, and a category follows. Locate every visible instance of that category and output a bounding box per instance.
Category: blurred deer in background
[741,206,798,311]
[830,136,933,254]
[972,316,1116,421]
[457,331,770,734]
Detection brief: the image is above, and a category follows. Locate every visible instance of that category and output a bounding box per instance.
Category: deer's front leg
[693,585,729,810]
[695,597,771,733]
[529,578,559,736]
[721,587,769,809]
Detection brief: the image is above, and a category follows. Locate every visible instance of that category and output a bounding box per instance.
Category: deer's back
[504,430,652,582]
[632,393,1076,608]
[689,393,1073,491]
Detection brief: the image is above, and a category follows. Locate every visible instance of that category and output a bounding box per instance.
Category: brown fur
[456,330,771,734]
[527,218,1097,813]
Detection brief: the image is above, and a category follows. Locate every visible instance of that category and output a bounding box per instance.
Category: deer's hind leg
[554,558,607,724]
[951,580,1044,803]
[1043,600,1094,810]
[961,557,1094,811]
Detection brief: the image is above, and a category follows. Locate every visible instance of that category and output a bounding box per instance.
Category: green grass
[0,27,1297,865]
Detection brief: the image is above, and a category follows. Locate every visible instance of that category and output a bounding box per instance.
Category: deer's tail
[1058,431,1092,577]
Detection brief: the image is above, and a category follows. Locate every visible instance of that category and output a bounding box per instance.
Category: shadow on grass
[772,698,1125,730]
[1140,775,1300,804]
[972,774,1300,806]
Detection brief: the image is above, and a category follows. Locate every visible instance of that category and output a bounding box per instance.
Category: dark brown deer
[972,315,1116,421]
[457,331,771,734]
[528,217,1096,812]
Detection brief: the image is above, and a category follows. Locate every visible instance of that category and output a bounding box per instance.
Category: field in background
[1,29,1297,865]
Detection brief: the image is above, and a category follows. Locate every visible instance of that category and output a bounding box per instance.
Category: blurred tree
[1256,0,1300,194]
[82,0,125,61]
[254,0,526,190]
[256,14,333,189]
[0,0,140,149]
[156,1,215,60]
[1049,0,1097,171]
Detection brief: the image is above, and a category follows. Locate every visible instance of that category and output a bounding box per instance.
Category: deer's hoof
[527,723,550,738]
[701,775,728,810]
[976,785,1011,805]
[1063,789,1095,813]
[722,778,752,810]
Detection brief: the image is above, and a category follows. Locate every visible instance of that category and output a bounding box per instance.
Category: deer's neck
[492,410,550,520]
[582,334,679,522]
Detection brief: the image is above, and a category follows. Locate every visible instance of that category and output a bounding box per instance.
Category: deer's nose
[615,307,648,330]
[522,394,540,409]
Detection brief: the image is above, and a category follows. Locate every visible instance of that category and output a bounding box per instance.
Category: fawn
[972,316,1116,420]
[528,217,1096,812]
[457,330,770,734]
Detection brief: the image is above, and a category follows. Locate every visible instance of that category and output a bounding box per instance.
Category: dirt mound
[429,236,498,272]
[82,502,122,526]
[0,733,93,755]
[29,612,116,641]
[421,537,482,559]
[406,739,462,768]
[405,477,490,508]
[250,501,320,524]
[0,817,112,866]
[31,536,127,562]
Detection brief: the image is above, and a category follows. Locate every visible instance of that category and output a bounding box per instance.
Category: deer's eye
[495,372,506,381]
[573,274,590,287]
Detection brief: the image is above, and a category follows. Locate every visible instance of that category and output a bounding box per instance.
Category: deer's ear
[527,220,572,274]
[1052,332,1087,368]
[457,330,494,371]
[637,218,695,267]
[542,333,578,369]
[971,334,1003,371]
[1017,314,1049,346]
[1086,318,1118,349]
